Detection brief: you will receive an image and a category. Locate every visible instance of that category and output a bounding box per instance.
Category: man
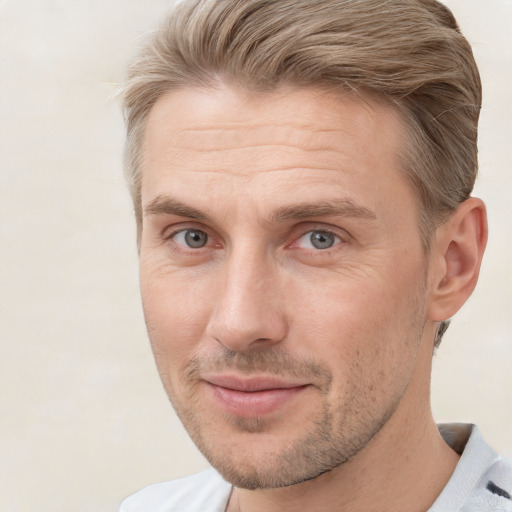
[119,0,511,510]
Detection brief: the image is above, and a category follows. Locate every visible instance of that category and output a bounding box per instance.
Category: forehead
[141,85,415,219]
[143,86,402,165]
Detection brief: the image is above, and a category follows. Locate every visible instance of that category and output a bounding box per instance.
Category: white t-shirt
[119,424,512,512]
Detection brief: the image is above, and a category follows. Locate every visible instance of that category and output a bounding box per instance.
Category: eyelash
[162,224,215,253]
[162,224,350,256]
[301,228,355,261]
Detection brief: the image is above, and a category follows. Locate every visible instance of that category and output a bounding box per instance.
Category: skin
[138,85,487,512]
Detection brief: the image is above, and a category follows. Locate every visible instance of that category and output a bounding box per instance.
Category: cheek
[140,265,216,377]
[290,272,393,337]
[291,279,423,423]
[288,264,424,371]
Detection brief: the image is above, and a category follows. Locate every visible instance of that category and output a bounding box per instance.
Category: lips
[203,374,310,417]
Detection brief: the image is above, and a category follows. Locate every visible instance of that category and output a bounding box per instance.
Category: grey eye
[181,229,208,248]
[309,231,336,249]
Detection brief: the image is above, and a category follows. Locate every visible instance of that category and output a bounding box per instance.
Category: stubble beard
[165,346,413,490]
[154,276,428,490]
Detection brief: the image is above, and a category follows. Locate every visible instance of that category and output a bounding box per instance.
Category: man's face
[139,86,433,489]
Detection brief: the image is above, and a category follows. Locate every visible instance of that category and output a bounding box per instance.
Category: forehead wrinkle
[159,143,350,175]
[177,126,345,134]
[165,166,350,177]
[164,122,353,153]
[154,132,356,180]
[163,144,345,157]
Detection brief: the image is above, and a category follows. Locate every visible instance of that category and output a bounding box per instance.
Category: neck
[227,340,459,512]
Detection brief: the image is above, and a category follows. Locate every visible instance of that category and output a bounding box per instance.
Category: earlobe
[428,197,488,323]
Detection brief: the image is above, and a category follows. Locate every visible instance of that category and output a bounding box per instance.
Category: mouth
[203,374,311,417]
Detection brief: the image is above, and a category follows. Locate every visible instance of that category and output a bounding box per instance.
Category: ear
[428,197,488,322]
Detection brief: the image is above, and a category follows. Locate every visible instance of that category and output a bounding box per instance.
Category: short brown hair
[122,0,482,346]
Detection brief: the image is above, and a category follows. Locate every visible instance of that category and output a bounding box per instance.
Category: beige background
[0,1,511,511]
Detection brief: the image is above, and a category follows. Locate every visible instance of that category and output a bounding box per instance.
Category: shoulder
[432,424,512,511]
[462,456,512,511]
[119,468,232,512]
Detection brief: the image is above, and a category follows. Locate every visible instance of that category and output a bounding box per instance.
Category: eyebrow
[144,196,207,220]
[269,199,377,223]
[143,196,377,223]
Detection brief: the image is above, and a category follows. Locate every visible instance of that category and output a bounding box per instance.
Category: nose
[205,246,288,352]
